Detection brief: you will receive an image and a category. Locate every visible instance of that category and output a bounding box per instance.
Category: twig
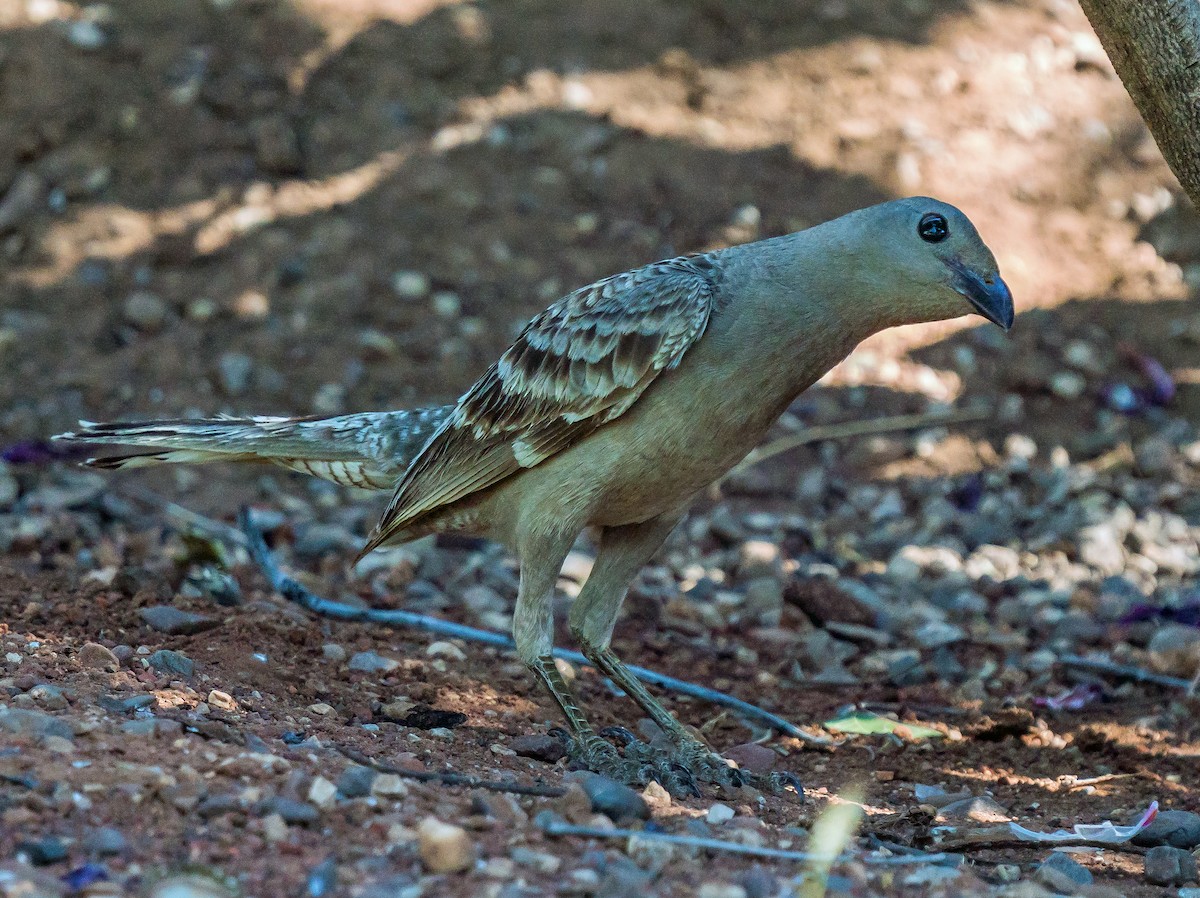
[1059,654,1193,691]
[726,409,990,478]
[334,744,567,798]
[537,818,963,867]
[937,834,1147,855]
[238,507,835,747]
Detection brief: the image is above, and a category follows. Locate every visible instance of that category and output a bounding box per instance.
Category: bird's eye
[918,212,949,243]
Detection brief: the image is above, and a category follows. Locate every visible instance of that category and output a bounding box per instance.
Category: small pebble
[417,817,475,873]
[123,291,168,332]
[78,642,120,671]
[707,803,736,824]
[148,649,195,678]
[1144,845,1198,886]
[139,605,217,636]
[347,651,400,673]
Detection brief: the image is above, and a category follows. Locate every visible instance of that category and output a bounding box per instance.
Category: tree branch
[1079,0,1200,208]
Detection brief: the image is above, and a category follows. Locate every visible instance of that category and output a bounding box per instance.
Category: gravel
[139,605,219,636]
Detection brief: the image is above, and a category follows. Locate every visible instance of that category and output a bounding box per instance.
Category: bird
[56,196,1013,796]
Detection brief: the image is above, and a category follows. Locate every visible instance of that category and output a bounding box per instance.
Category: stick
[238,507,835,747]
[1059,654,1193,691]
[726,409,990,478]
[334,745,567,798]
[537,818,963,867]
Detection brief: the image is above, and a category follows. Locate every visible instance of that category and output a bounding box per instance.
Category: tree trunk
[1078,0,1200,209]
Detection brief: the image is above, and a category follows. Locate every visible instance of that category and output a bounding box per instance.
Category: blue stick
[238,508,833,746]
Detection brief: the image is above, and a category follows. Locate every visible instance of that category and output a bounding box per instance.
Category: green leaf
[823,711,942,740]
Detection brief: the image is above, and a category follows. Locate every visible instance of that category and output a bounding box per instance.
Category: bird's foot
[652,736,804,799]
[562,727,802,800]
[559,730,700,796]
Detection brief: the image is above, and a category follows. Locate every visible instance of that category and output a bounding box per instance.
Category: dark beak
[949,261,1014,331]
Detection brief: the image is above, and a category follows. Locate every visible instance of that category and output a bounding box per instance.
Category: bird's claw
[561,729,801,800]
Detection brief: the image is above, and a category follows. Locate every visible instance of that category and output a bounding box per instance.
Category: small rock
[83,826,128,856]
[139,605,217,635]
[308,702,335,716]
[425,640,466,661]
[722,742,778,775]
[0,707,75,739]
[66,18,108,49]
[18,836,68,865]
[0,462,17,509]
[1147,625,1200,678]
[510,846,561,874]
[1035,851,1092,892]
[417,817,475,873]
[1133,809,1200,848]
[123,291,169,332]
[391,270,430,300]
[321,643,346,662]
[336,765,378,798]
[1144,845,1198,886]
[28,684,68,711]
[206,690,237,712]
[263,797,319,825]
[370,774,410,798]
[0,171,45,233]
[217,352,254,396]
[307,775,338,808]
[939,796,1011,823]
[511,733,568,763]
[994,864,1021,883]
[1048,371,1086,400]
[697,884,747,898]
[348,651,400,673]
[567,772,649,822]
[262,812,289,843]
[706,803,736,824]
[148,649,195,677]
[78,642,120,671]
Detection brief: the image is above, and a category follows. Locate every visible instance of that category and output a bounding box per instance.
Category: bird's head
[833,197,1014,332]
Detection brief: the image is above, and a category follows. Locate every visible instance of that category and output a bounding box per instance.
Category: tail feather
[53,407,454,490]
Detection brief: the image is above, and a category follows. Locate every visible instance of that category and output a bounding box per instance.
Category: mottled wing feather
[361,255,717,551]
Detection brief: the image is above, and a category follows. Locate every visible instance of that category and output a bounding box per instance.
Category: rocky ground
[2,0,1200,896]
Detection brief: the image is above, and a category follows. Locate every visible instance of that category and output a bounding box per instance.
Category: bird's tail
[53,407,454,490]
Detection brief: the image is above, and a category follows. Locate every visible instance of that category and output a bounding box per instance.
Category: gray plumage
[59,407,453,490]
[56,197,1014,794]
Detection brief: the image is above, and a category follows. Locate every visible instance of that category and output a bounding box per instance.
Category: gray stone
[347,651,399,674]
[27,684,68,710]
[98,693,156,714]
[0,707,75,740]
[140,605,217,635]
[18,836,67,865]
[0,462,17,510]
[336,765,378,798]
[123,291,168,331]
[217,351,254,396]
[939,796,1011,823]
[1133,809,1200,848]
[148,649,195,677]
[566,772,649,822]
[1144,845,1198,886]
[83,826,128,856]
[511,733,568,763]
[263,796,320,825]
[1035,851,1092,892]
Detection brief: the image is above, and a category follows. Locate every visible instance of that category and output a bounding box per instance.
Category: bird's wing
[360,255,717,552]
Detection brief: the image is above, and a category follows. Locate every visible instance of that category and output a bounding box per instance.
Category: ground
[1,0,1200,895]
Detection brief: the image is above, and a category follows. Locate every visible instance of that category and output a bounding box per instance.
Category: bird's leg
[512,528,649,785]
[570,513,800,798]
